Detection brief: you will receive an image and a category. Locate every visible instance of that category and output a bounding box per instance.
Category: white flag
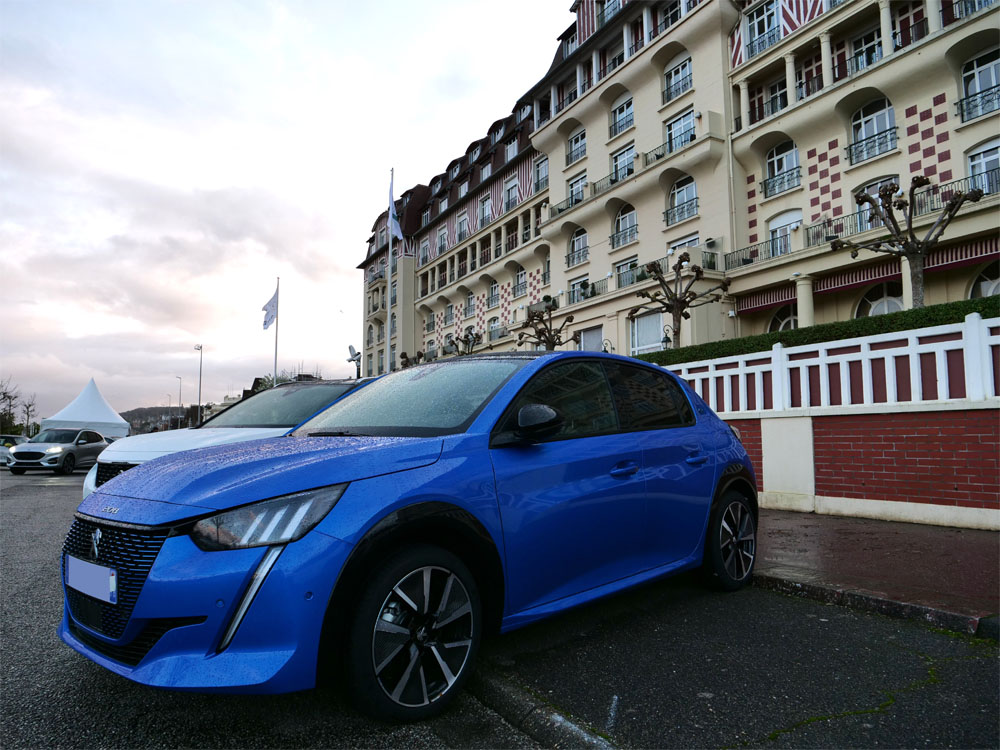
[262,286,278,330]
[388,170,403,240]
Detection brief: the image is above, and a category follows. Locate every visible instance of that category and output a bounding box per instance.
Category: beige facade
[362,0,999,374]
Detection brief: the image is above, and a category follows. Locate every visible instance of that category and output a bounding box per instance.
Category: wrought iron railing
[724,234,793,270]
[943,0,997,26]
[457,261,467,277]
[599,52,625,80]
[762,167,802,198]
[650,6,681,39]
[957,84,999,122]
[805,210,883,248]
[534,176,549,192]
[616,267,638,288]
[567,278,609,305]
[556,89,577,114]
[504,198,518,213]
[591,163,635,197]
[628,38,644,57]
[567,246,589,267]
[566,143,586,165]
[610,225,639,249]
[643,128,696,166]
[846,127,897,165]
[444,311,454,325]
[513,282,527,298]
[892,18,928,49]
[834,48,883,80]
[609,111,634,138]
[542,270,550,284]
[487,294,499,310]
[597,0,621,27]
[912,168,1000,216]
[746,28,780,59]
[425,320,435,333]
[463,304,475,318]
[456,229,468,242]
[796,76,823,100]
[662,74,693,105]
[749,93,788,124]
[664,198,698,225]
[505,234,518,252]
[488,327,509,342]
[549,191,586,217]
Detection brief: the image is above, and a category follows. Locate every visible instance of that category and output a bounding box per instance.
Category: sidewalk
[755,508,999,639]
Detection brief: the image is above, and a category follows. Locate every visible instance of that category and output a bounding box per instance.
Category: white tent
[41,378,130,438]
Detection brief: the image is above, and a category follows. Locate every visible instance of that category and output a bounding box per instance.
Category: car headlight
[45,446,64,454]
[189,483,348,551]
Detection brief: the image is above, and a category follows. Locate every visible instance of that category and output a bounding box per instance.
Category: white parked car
[1,434,28,468]
[82,379,370,498]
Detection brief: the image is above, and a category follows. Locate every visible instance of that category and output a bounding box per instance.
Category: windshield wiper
[304,430,366,437]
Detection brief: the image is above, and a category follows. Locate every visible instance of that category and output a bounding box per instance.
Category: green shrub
[637,296,1000,367]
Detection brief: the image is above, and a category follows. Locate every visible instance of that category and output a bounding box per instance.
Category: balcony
[463,304,475,318]
[944,0,997,26]
[616,266,638,288]
[643,128,696,166]
[513,282,527,298]
[749,92,787,125]
[609,111,634,138]
[566,143,587,166]
[488,327,509,342]
[505,233,518,252]
[555,89,578,115]
[664,197,698,225]
[367,268,385,286]
[478,211,490,228]
[425,320,435,333]
[599,52,625,81]
[912,167,1000,217]
[834,49,883,81]
[746,28,780,60]
[504,198,518,213]
[457,260,467,277]
[796,76,823,100]
[628,38,644,57]
[437,272,446,288]
[725,234,793,270]
[591,163,635,197]
[437,241,447,254]
[567,246,590,267]
[549,191,586,217]
[957,84,999,122]
[480,249,491,267]
[845,127,897,165]
[568,278,609,305]
[444,310,454,325]
[522,227,531,243]
[456,228,469,242]
[487,294,499,309]
[892,19,928,50]
[662,74,692,105]
[762,167,802,198]
[597,0,620,28]
[535,176,549,192]
[610,225,638,249]
[542,270,550,284]
[650,6,681,39]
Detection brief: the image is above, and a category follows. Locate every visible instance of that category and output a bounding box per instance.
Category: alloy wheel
[719,501,756,581]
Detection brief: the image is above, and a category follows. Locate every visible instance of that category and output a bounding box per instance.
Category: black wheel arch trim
[714,462,759,518]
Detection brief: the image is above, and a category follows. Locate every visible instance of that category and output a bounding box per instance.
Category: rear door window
[603,362,694,430]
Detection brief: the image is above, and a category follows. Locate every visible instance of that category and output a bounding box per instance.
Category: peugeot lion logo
[91,529,102,560]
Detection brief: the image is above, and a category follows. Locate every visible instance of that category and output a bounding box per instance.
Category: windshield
[294,358,526,438]
[203,382,357,428]
[30,429,78,444]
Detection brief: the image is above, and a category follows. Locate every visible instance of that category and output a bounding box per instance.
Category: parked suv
[10,429,107,474]
[61,352,757,720]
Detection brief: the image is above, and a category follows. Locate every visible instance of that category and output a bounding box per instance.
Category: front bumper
[59,524,353,693]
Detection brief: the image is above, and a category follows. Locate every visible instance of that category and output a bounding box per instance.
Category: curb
[469,669,615,749]
[752,572,999,641]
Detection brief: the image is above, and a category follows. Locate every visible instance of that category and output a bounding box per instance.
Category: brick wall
[726,418,762,491]
[813,411,1000,510]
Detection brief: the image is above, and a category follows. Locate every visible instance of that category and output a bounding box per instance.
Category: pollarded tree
[831,176,983,308]
[517,296,581,351]
[627,253,731,349]
[399,351,424,368]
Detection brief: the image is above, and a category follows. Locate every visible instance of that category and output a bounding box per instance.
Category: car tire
[703,491,757,591]
[9,468,25,475]
[345,544,482,721]
[59,454,76,475]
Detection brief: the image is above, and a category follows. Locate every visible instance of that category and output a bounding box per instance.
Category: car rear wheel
[59,454,76,475]
[704,491,756,591]
[345,544,481,721]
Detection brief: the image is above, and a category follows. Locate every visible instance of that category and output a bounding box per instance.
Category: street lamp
[175,376,182,429]
[194,345,204,426]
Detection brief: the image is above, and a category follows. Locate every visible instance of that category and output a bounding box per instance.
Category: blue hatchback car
[60,351,758,720]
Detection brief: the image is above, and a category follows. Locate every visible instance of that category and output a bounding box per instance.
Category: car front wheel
[59,454,76,475]
[704,491,757,591]
[345,544,481,721]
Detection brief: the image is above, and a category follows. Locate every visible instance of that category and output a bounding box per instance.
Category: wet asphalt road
[3,471,998,749]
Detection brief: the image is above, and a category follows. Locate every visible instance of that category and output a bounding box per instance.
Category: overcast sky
[1,0,572,419]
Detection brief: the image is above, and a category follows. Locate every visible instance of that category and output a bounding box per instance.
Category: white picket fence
[669,312,1000,414]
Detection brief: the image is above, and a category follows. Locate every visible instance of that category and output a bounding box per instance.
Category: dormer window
[432,179,442,193]
[471,145,481,160]
[449,164,460,179]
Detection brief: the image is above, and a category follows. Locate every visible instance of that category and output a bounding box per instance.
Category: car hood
[79,435,444,521]
[96,427,288,463]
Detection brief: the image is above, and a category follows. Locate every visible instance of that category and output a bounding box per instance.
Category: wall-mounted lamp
[694,111,703,119]
[601,339,615,353]
[727,310,737,318]
[705,237,716,248]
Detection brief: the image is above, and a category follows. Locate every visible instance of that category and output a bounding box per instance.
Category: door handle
[685,454,709,465]
[609,462,639,478]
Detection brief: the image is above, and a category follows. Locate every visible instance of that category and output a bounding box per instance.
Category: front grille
[62,517,169,639]
[95,462,138,488]
[12,451,44,461]
[68,617,205,666]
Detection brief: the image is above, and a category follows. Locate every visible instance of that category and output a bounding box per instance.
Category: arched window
[764,141,800,196]
[849,98,896,164]
[968,137,999,195]
[767,209,801,257]
[612,205,638,248]
[855,281,904,318]
[970,260,999,298]
[768,304,798,332]
[568,227,589,266]
[488,280,499,308]
[959,47,999,121]
[488,317,501,341]
[367,325,374,346]
[666,177,697,225]
[610,92,634,137]
[465,291,475,317]
[514,267,527,297]
[567,128,586,165]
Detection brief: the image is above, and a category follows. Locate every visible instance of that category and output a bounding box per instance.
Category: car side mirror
[77,439,87,445]
[491,404,563,448]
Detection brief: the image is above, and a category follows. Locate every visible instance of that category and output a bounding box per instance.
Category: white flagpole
[273,276,279,386]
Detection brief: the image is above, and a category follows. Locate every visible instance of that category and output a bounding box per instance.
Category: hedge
[636,296,1000,367]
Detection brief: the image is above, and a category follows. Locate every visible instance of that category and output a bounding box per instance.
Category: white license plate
[65,555,118,604]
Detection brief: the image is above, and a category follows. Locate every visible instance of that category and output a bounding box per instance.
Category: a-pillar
[784,54,798,104]
[926,0,943,33]
[820,32,833,88]
[794,274,815,326]
[878,0,895,58]
[738,80,750,129]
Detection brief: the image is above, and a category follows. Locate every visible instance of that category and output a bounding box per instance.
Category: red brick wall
[813,411,1000,509]
[726,418,762,491]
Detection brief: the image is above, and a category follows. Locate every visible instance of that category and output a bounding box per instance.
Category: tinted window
[86,432,104,443]
[604,362,694,430]
[204,382,356,428]
[30,430,78,444]
[501,360,618,440]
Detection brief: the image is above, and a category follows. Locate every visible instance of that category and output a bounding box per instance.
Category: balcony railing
[943,0,997,26]
[805,210,884,248]
[796,76,823,100]
[846,127,897,165]
[662,74,693,105]
[749,93,787,125]
[425,320,435,333]
[456,228,469,242]
[616,266,638,288]
[549,191,586,217]
[591,163,635,197]
[599,52,625,80]
[567,246,589,267]
[650,6,681,39]
[643,128,696,166]
[367,268,385,286]
[487,294,499,309]
[834,48,883,81]
[522,227,531,243]
[566,143,587,165]
[746,27,780,60]
[724,234,793,270]
[448,270,455,283]
[542,270,550,284]
[568,278,609,305]
[664,197,698,225]
[911,167,1000,217]
[957,84,999,122]
[597,0,620,28]
[610,225,638,249]
[437,273,447,288]
[504,198,518,213]
[488,327,509,342]
[513,281,527,298]
[535,176,549,192]
[556,89,578,114]
[437,241,447,254]
[892,18,928,50]
[444,311,454,325]
[628,38,644,57]
[609,111,634,138]
[762,167,802,198]
[505,234,518,252]
[478,211,490,228]
[457,261,467,277]
[463,304,475,318]
[480,249,491,267]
